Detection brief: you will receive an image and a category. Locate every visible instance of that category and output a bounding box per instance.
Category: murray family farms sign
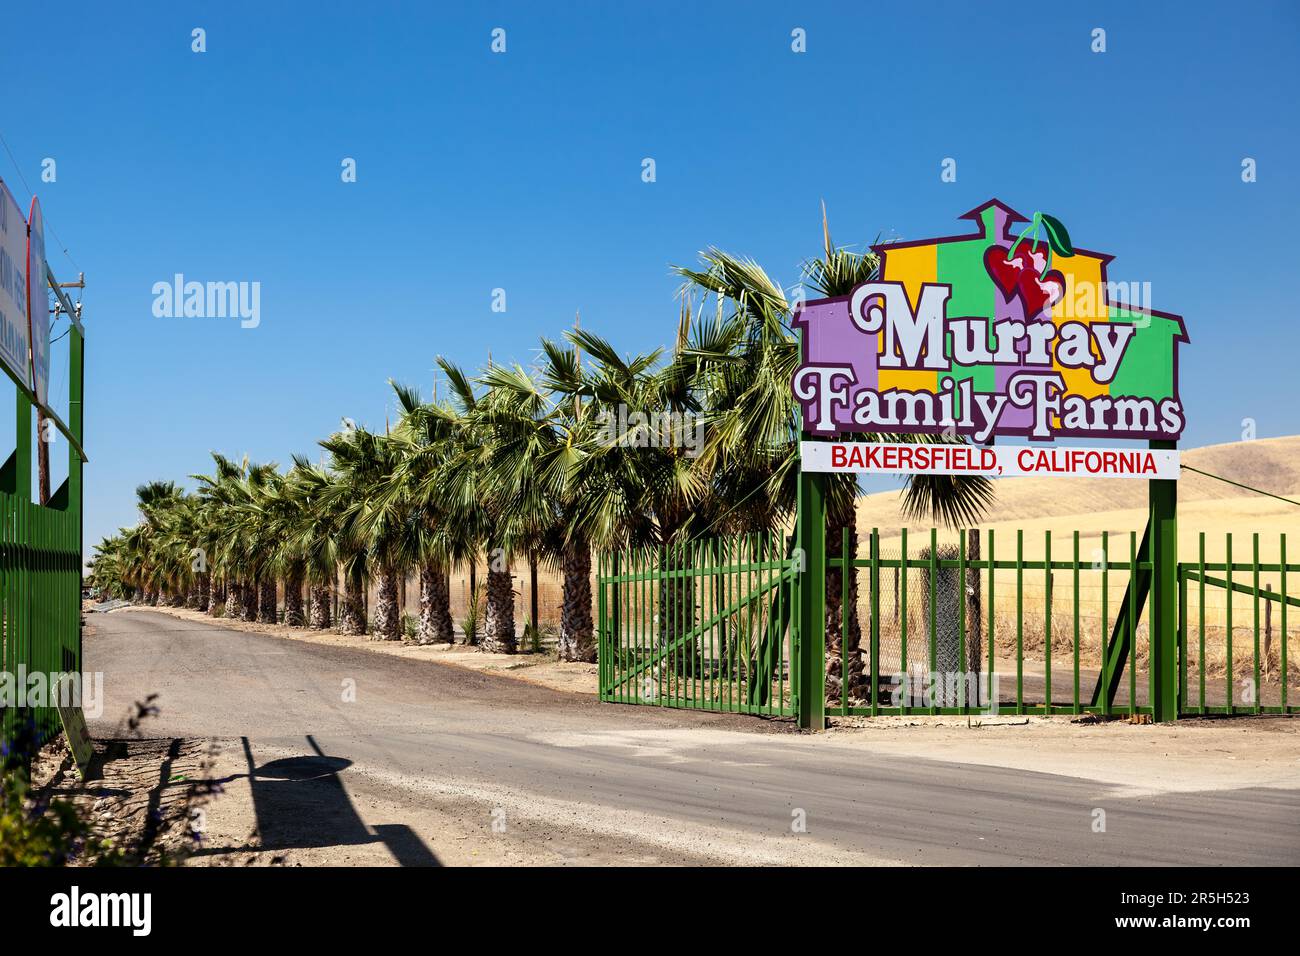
[794,199,1187,479]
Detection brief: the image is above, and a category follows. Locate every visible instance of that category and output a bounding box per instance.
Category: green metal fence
[1178,532,1297,716]
[598,532,799,716]
[0,289,86,759]
[0,487,83,742]
[597,524,1299,723]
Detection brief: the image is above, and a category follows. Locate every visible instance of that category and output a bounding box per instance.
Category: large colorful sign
[0,178,33,391]
[792,200,1188,458]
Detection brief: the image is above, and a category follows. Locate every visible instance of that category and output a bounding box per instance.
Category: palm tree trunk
[284,566,305,627]
[208,577,224,616]
[372,564,401,640]
[309,582,332,629]
[557,541,595,662]
[195,572,210,611]
[417,561,453,644]
[225,580,242,618]
[529,556,539,630]
[338,566,367,635]
[241,575,259,622]
[482,559,516,654]
[258,577,277,623]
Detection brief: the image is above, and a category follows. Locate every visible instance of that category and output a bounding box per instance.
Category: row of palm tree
[89,213,993,690]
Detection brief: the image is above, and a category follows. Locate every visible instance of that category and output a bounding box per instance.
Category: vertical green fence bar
[1149,438,1179,722]
[1226,534,1233,712]
[869,527,880,717]
[1044,530,1052,711]
[795,469,826,730]
[1100,531,1110,718]
[986,529,995,709]
[1073,531,1081,714]
[597,548,607,700]
[1198,533,1206,714]
[1129,531,1137,717]
[928,528,937,716]
[900,528,908,714]
[958,531,967,711]
[1015,530,1023,714]
[1178,565,1188,714]
[1252,534,1261,714]
[840,526,849,715]
[1282,534,1289,712]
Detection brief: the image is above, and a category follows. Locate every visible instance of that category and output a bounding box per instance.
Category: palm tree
[257,462,313,627]
[544,323,727,670]
[675,208,993,701]
[383,383,457,644]
[477,357,591,659]
[334,427,408,641]
[394,360,516,653]
[441,361,517,653]
[194,454,252,618]
[319,427,389,637]
[285,458,339,630]
[132,480,184,604]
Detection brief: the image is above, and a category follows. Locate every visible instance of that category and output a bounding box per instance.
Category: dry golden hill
[857,435,1300,564]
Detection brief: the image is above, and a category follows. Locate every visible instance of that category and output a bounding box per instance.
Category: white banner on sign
[800,441,1180,480]
[0,179,32,390]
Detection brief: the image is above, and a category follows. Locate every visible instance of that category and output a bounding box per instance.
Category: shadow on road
[218,735,440,866]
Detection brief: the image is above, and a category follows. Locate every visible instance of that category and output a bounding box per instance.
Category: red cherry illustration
[983,243,1033,297]
[984,240,1065,320]
[1019,268,1066,320]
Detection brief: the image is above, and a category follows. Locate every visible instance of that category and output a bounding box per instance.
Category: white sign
[800,440,1180,480]
[0,178,32,389]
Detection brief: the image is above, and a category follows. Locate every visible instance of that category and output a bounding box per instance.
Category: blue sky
[3,1,1298,556]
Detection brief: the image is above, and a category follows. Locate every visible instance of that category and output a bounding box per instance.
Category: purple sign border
[791,199,1190,444]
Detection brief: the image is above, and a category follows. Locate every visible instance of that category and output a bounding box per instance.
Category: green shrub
[0,771,124,867]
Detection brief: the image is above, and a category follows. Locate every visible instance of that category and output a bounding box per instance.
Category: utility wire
[0,127,81,271]
[1181,463,1300,509]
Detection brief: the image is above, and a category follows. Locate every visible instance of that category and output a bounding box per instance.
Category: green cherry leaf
[1041,213,1074,257]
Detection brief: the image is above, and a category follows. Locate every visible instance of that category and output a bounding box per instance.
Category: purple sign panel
[791,200,1188,443]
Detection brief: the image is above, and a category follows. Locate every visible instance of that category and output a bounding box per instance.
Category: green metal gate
[1178,532,1296,716]
[596,525,1298,725]
[0,278,86,759]
[598,532,799,716]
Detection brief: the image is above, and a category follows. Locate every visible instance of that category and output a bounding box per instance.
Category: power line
[1181,463,1300,509]
[0,126,81,271]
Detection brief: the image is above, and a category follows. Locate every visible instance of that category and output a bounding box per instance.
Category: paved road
[86,610,1300,866]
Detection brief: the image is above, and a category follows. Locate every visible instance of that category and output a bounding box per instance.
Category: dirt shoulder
[29,735,223,865]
